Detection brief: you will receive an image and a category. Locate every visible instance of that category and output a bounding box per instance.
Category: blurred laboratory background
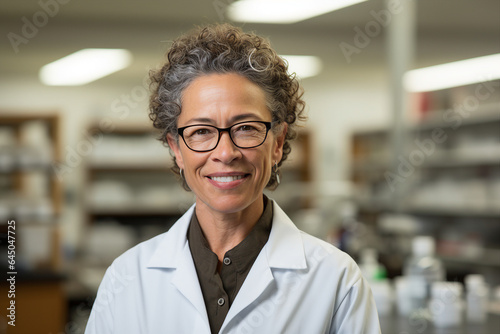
[0,0,499,333]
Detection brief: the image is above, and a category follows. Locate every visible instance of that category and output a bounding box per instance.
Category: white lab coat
[85,201,381,334]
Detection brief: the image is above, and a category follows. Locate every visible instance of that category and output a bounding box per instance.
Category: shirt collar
[188,195,273,274]
[147,200,306,270]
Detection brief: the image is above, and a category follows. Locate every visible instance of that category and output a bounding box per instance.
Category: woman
[85,23,380,334]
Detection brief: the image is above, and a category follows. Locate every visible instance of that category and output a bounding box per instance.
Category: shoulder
[269,200,362,288]
[299,230,362,283]
[270,200,362,286]
[296,231,375,323]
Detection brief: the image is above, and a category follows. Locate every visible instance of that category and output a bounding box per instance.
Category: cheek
[181,150,207,173]
[253,149,274,177]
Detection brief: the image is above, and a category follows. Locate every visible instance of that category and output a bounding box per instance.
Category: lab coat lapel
[264,202,307,270]
[170,242,209,330]
[220,201,307,332]
[147,205,210,332]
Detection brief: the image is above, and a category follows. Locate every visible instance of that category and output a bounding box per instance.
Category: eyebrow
[186,113,264,125]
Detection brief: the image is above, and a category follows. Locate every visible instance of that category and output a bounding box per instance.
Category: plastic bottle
[359,248,386,282]
[358,249,393,316]
[430,282,463,327]
[403,236,445,314]
[465,274,489,323]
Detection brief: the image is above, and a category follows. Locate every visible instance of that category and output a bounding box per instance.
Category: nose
[211,131,242,163]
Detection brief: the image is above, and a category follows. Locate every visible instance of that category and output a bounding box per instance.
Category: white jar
[465,274,489,323]
[369,279,393,316]
[404,236,445,313]
[394,276,412,316]
[430,282,464,328]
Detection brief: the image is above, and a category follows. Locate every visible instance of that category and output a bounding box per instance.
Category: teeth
[210,175,244,182]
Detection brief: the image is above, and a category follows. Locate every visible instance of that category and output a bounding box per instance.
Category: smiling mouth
[208,174,249,182]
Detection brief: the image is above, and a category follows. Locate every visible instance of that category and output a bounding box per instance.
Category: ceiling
[1,0,499,85]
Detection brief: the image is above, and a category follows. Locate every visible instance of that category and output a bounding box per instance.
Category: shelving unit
[0,114,63,269]
[350,81,500,283]
[0,113,66,334]
[83,122,194,239]
[267,130,314,211]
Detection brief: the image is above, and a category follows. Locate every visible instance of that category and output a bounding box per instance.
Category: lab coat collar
[147,204,195,269]
[146,201,307,270]
[147,205,210,332]
[265,201,307,270]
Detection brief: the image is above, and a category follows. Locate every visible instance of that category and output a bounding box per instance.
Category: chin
[199,194,258,214]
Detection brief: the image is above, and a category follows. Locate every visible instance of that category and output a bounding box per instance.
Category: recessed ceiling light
[228,0,367,24]
[404,54,500,92]
[281,55,323,79]
[40,48,132,86]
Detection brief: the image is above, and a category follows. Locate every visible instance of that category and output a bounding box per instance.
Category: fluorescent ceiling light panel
[228,0,367,24]
[404,54,500,92]
[281,55,322,79]
[40,48,132,86]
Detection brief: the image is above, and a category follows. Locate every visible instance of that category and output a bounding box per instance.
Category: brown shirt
[187,195,273,334]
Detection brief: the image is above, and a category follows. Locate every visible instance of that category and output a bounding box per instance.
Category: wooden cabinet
[0,277,66,334]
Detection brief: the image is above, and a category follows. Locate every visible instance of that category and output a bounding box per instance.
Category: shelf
[405,205,500,218]
[355,200,395,212]
[356,201,500,218]
[439,250,500,268]
[0,163,55,173]
[422,151,500,168]
[352,160,390,172]
[414,102,500,131]
[88,121,155,135]
[87,160,172,172]
[0,217,59,225]
[0,268,67,282]
[87,205,190,217]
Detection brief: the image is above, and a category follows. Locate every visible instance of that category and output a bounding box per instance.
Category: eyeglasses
[177,121,272,152]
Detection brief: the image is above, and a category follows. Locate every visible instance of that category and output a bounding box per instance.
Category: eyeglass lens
[182,121,269,151]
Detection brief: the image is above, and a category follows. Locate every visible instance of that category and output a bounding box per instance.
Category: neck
[195,196,264,261]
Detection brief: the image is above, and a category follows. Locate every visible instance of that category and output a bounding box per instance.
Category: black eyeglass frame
[177,121,273,152]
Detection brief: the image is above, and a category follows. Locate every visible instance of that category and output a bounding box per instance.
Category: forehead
[179,73,270,125]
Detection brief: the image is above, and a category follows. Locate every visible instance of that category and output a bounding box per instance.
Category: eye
[194,128,211,135]
[235,124,258,132]
[185,126,216,138]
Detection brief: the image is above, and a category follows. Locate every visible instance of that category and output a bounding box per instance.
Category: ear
[167,133,185,170]
[272,123,288,163]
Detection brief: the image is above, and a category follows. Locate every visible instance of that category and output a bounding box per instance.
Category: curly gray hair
[149,23,306,190]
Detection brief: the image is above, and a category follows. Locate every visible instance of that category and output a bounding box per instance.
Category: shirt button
[217,297,225,306]
[223,257,231,265]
